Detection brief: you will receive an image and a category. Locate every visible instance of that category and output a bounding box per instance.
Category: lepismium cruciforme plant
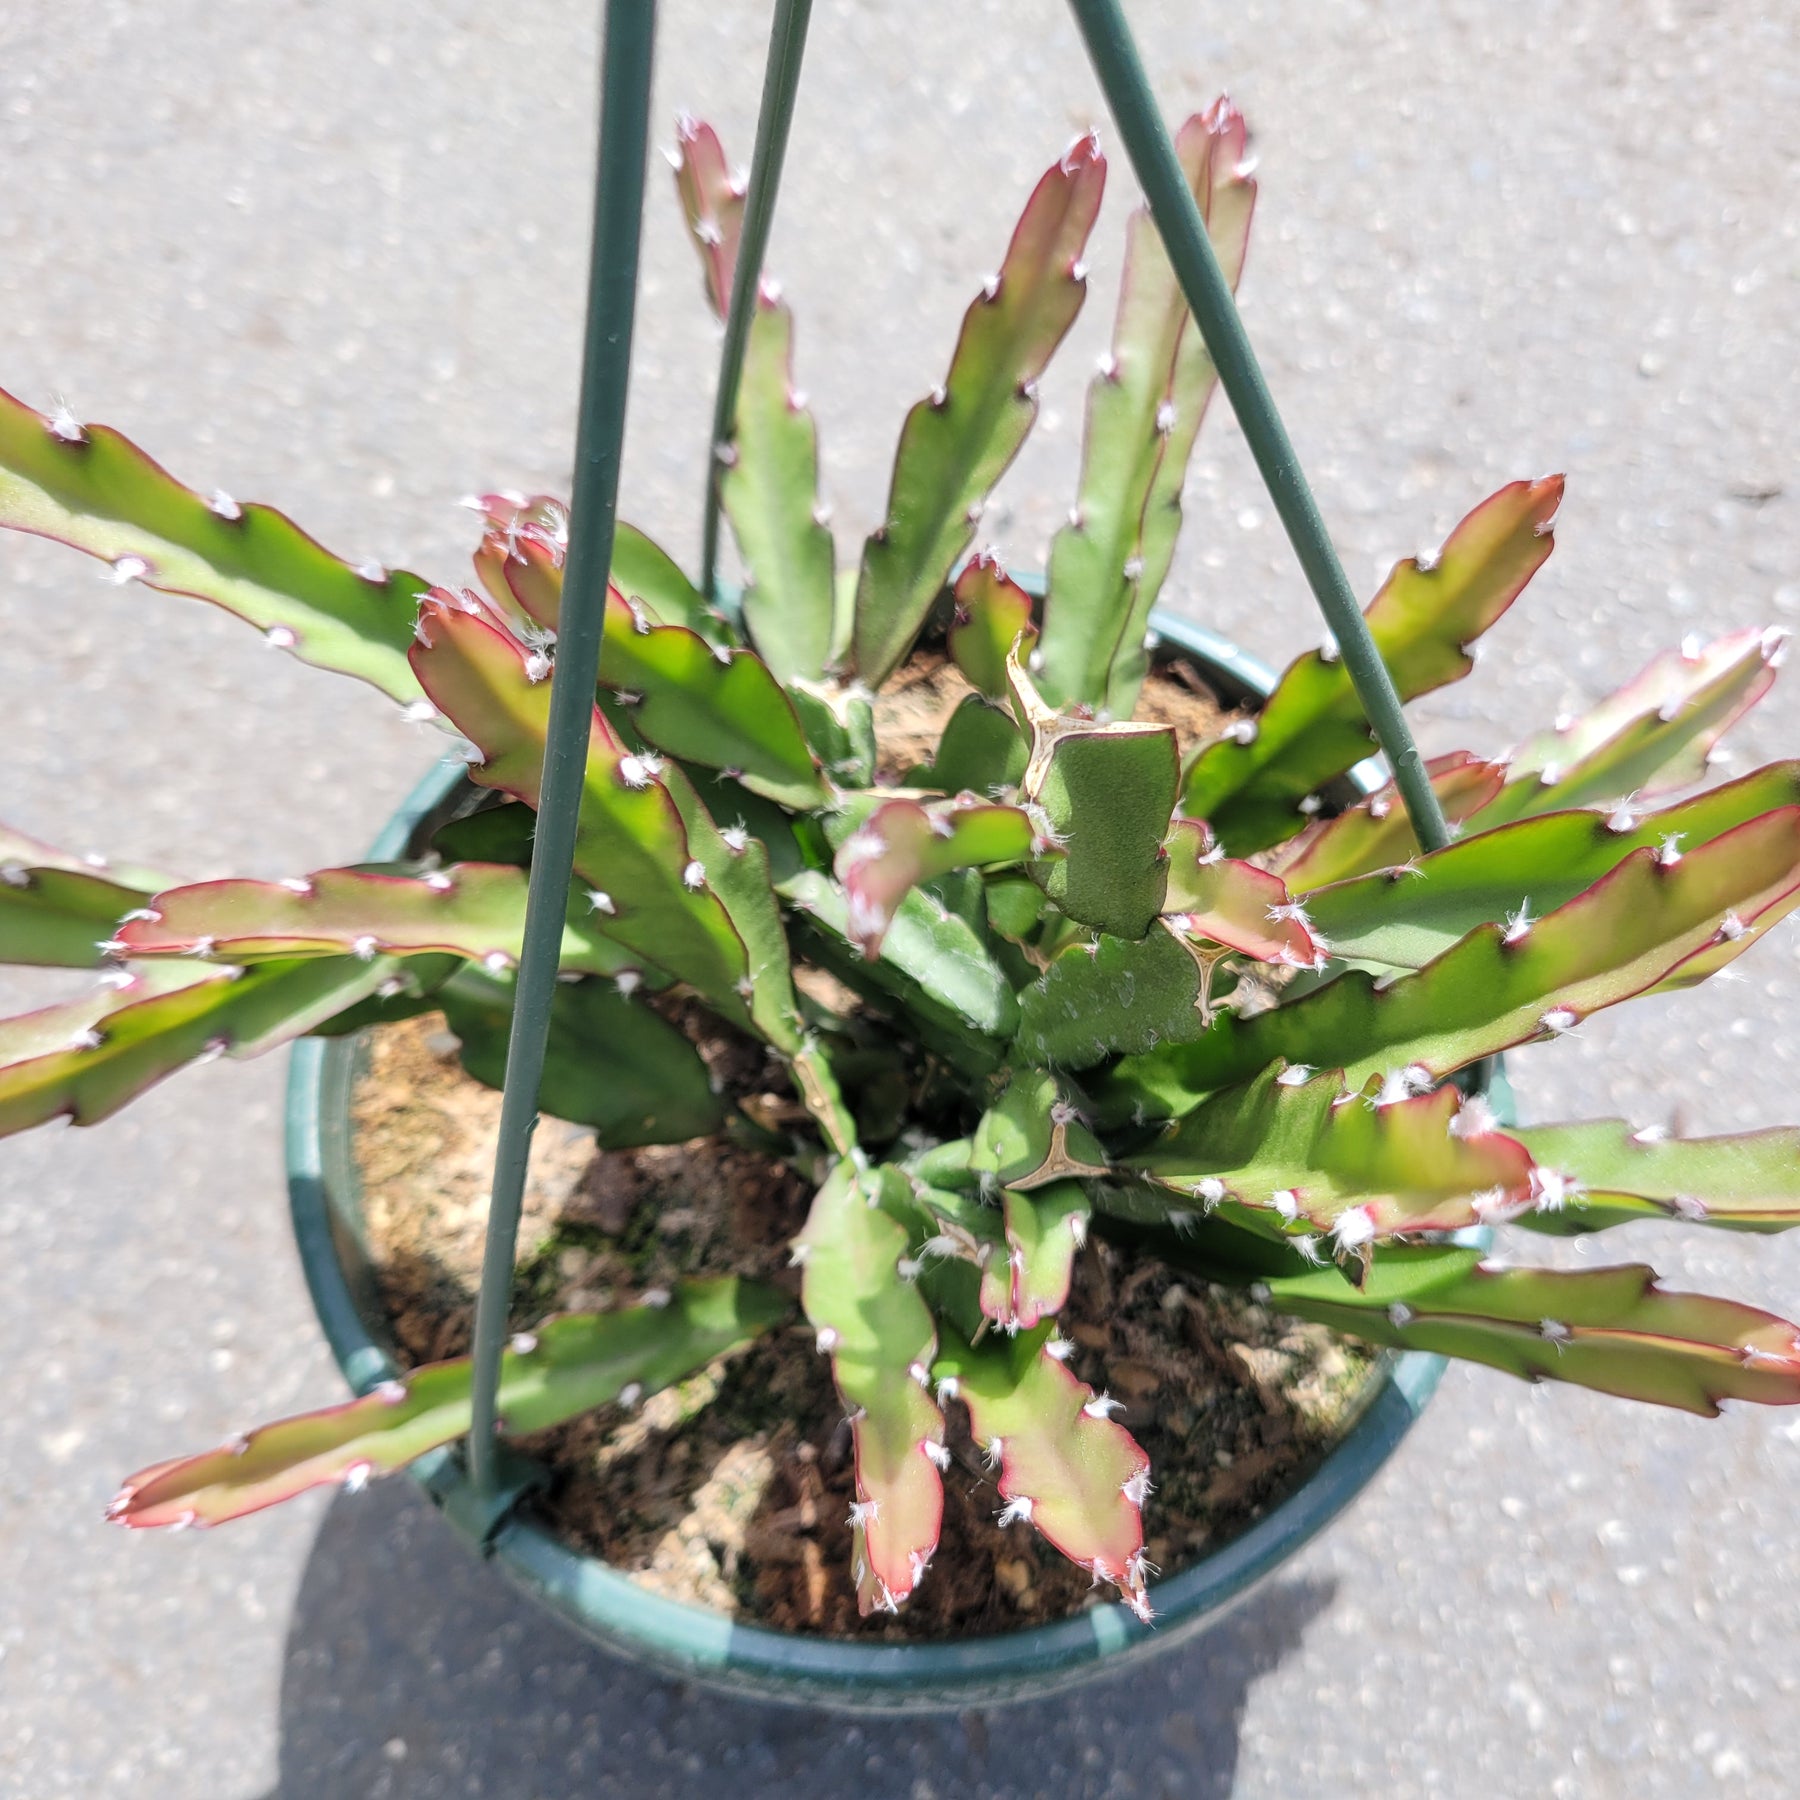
[4,106,1798,1626]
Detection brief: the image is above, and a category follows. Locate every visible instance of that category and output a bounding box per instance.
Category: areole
[285,609,1456,1713]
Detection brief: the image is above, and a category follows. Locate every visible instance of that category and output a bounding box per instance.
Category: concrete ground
[1,1,1797,1793]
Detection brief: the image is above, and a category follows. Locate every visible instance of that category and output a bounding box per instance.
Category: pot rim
[285,607,1448,1711]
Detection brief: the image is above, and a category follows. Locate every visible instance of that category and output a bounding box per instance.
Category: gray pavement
[1,2,1797,1794]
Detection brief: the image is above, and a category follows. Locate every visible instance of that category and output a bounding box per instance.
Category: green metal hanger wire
[465,0,657,1499]
[466,0,1451,1502]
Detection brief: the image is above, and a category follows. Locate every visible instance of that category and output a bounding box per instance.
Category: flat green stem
[1067,0,1450,856]
[699,0,815,604]
[469,0,658,1499]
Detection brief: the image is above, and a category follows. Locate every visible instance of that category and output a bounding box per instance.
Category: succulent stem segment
[109,1280,788,1527]
[1181,478,1564,854]
[796,1162,947,1613]
[935,1324,1156,1620]
[851,136,1107,687]
[0,386,427,702]
[1263,1249,1800,1415]
[1037,98,1255,717]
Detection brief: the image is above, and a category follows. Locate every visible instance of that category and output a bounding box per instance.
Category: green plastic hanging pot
[285,609,1454,1712]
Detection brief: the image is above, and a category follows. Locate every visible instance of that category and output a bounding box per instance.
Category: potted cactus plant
[2,94,1797,1708]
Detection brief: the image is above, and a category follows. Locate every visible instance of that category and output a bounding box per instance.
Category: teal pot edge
[285,606,1458,1713]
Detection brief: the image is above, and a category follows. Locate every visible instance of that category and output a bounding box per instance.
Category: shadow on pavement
[259,1478,1334,1799]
